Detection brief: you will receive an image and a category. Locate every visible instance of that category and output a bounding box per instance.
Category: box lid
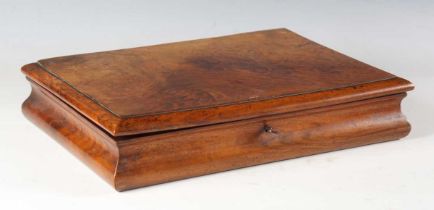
[22,28,413,136]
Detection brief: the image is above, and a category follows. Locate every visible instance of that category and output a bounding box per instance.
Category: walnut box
[22,28,414,191]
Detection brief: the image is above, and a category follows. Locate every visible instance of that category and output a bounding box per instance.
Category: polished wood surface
[21,28,414,191]
[115,93,410,191]
[23,82,411,191]
[22,29,412,136]
[22,82,119,186]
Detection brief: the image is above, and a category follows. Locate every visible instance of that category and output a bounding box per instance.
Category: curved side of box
[21,76,413,192]
[113,93,411,191]
[22,81,120,189]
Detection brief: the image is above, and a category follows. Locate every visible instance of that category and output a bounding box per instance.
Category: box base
[23,82,411,191]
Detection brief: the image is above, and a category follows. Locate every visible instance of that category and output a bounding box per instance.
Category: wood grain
[22,82,119,186]
[23,82,411,191]
[21,28,414,191]
[21,28,413,136]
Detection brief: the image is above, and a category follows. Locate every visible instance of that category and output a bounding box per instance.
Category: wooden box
[22,29,414,191]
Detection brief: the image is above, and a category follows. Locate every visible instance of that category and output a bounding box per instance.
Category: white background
[1,1,433,209]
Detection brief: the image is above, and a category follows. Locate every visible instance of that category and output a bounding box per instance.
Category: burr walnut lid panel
[21,28,413,136]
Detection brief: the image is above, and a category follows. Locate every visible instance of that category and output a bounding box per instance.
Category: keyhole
[263,124,277,134]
